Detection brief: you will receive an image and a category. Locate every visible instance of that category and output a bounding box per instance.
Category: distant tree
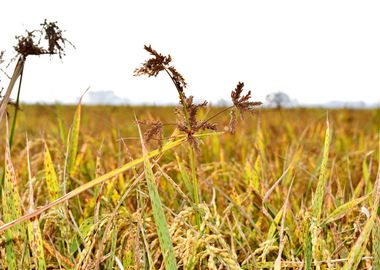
[266,92,291,109]
[215,98,230,107]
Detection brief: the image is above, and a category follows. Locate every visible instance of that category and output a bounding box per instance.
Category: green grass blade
[175,153,193,199]
[266,208,283,241]
[106,227,118,269]
[137,120,177,270]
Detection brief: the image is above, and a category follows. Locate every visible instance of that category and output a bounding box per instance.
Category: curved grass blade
[322,194,369,225]
[136,119,177,270]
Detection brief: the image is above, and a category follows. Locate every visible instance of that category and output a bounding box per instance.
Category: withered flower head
[139,120,163,148]
[15,31,46,57]
[134,45,187,97]
[41,20,72,58]
[176,96,217,152]
[14,19,73,59]
[231,82,262,115]
[134,45,172,77]
[229,82,262,133]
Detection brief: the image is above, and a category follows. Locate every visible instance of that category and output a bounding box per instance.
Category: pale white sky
[1,1,380,105]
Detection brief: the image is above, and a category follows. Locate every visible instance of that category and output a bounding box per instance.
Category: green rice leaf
[137,120,177,270]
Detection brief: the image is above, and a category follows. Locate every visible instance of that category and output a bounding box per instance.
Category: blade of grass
[322,194,369,225]
[136,118,177,270]
[175,153,193,200]
[106,227,118,269]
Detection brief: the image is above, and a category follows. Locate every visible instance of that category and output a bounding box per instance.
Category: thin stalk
[9,66,24,148]
[0,58,25,195]
[189,146,201,228]
[164,67,202,228]
[202,105,234,123]
[164,68,191,130]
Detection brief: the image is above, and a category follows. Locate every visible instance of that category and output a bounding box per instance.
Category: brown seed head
[231,82,262,115]
[14,19,73,59]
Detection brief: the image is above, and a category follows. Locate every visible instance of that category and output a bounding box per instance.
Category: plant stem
[164,67,202,227]
[202,105,234,123]
[0,59,25,196]
[189,146,201,228]
[9,66,24,149]
[164,68,191,130]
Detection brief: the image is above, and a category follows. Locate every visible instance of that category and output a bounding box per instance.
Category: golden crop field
[0,103,380,269]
